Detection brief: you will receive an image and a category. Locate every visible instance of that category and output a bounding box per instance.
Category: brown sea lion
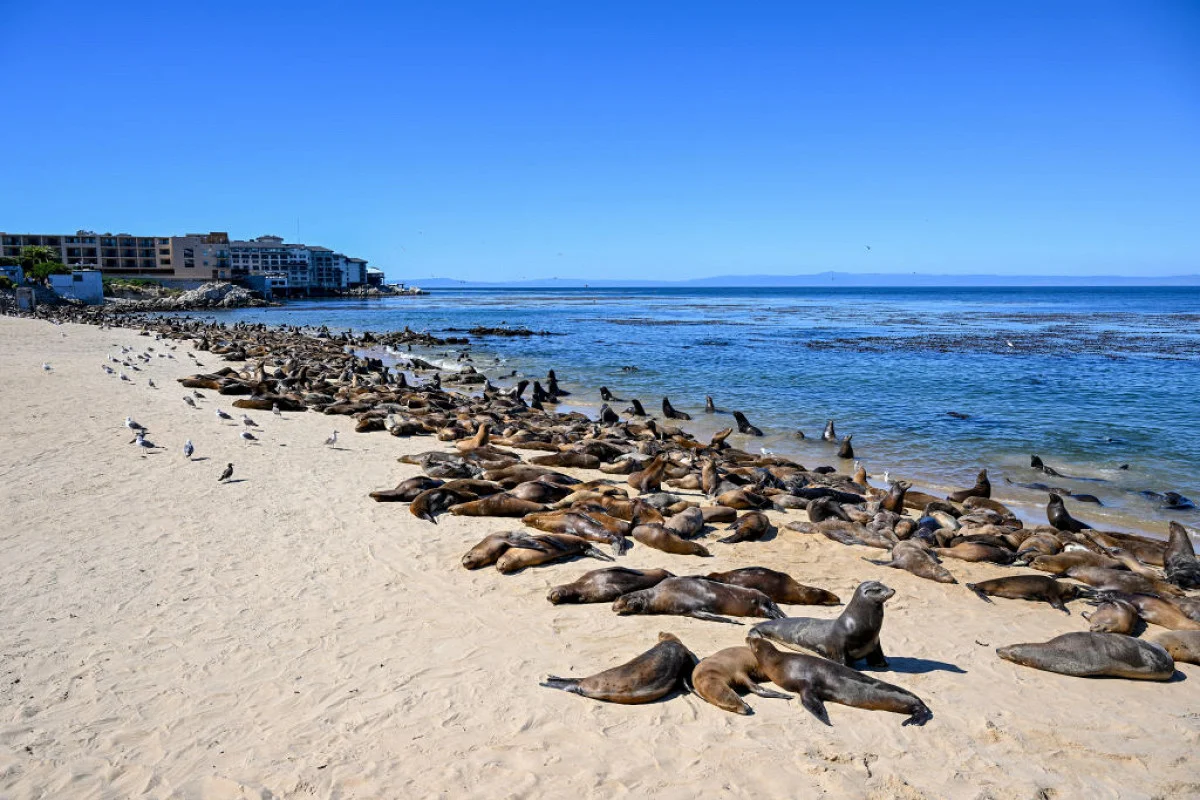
[509,479,575,504]
[664,506,706,538]
[449,493,546,518]
[462,531,552,570]
[631,523,712,557]
[1065,566,1182,597]
[613,577,785,624]
[1027,550,1121,574]
[540,632,698,704]
[693,646,793,714]
[997,632,1175,681]
[701,459,721,496]
[866,541,957,584]
[701,505,738,524]
[716,488,773,510]
[880,481,910,514]
[531,451,602,469]
[1165,521,1200,589]
[747,637,932,726]
[409,486,480,523]
[837,435,854,459]
[933,542,1015,564]
[963,495,1014,517]
[495,533,615,574]
[628,455,668,493]
[948,469,991,503]
[1082,599,1138,634]
[369,475,444,502]
[1092,592,1200,631]
[719,511,772,543]
[705,567,840,606]
[966,575,1092,613]
[547,567,674,604]
[748,581,893,667]
[1152,631,1200,665]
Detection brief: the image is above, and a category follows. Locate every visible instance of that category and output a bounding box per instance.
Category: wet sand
[1,314,1198,800]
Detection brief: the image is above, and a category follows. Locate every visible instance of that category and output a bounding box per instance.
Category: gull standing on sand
[242,414,258,427]
[183,395,196,407]
[132,432,158,450]
[148,378,156,388]
[216,408,233,421]
[324,430,338,447]
[241,430,257,442]
[272,403,281,416]
[193,390,205,399]
[125,416,147,433]
[42,362,52,371]
[120,372,131,382]
[103,365,114,374]
[218,463,233,482]
[183,439,194,459]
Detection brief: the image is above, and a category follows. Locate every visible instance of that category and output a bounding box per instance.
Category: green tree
[28,261,71,281]
[19,245,59,269]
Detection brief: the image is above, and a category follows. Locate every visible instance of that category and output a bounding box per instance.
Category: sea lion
[1152,631,1200,665]
[1165,521,1200,589]
[547,567,674,604]
[664,506,706,538]
[495,533,615,574]
[732,411,763,437]
[448,493,546,518]
[523,510,632,554]
[701,505,738,524]
[1026,550,1121,574]
[1093,592,1200,631]
[705,567,841,605]
[540,632,698,704]
[409,486,480,523]
[1065,566,1181,597]
[837,435,854,459]
[747,637,932,726]
[599,386,621,402]
[662,396,691,421]
[369,475,444,502]
[509,479,575,504]
[947,469,990,503]
[693,646,792,714]
[748,581,893,666]
[1030,454,1061,476]
[631,523,712,557]
[628,455,668,494]
[625,398,647,417]
[807,496,852,524]
[719,511,772,543]
[880,481,910,514]
[613,577,785,624]
[933,542,1015,564]
[716,488,772,510]
[822,420,837,442]
[1082,599,1138,634]
[1047,493,1091,532]
[461,531,552,570]
[966,575,1092,613]
[996,632,1175,681]
[866,541,957,584]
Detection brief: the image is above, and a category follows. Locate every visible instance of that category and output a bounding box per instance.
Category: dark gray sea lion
[1160,491,1196,510]
[1165,521,1200,589]
[880,481,910,514]
[613,577,785,624]
[807,496,852,524]
[719,511,772,543]
[409,486,480,523]
[822,420,837,442]
[462,531,552,570]
[626,398,647,417]
[1082,599,1138,634]
[732,411,763,436]
[966,575,1092,613]
[693,646,793,714]
[547,567,674,604]
[540,632,698,704]
[865,541,957,584]
[748,580,893,666]
[369,475,444,502]
[1030,454,1061,476]
[747,637,932,726]
[664,506,706,538]
[662,396,691,421]
[947,469,991,503]
[598,403,620,425]
[996,632,1175,681]
[837,435,854,459]
[705,567,841,606]
[1047,493,1092,532]
[1152,631,1200,665]
[599,386,622,402]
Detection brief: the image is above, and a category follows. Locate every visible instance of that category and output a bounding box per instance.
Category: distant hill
[397,272,1200,288]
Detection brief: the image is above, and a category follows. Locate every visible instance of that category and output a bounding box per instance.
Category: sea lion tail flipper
[583,545,616,562]
[799,689,832,725]
[902,703,933,727]
[861,557,893,567]
[764,602,787,620]
[747,683,792,701]
[1051,599,1070,614]
[508,533,553,553]
[687,611,742,625]
[540,676,582,695]
[966,583,993,603]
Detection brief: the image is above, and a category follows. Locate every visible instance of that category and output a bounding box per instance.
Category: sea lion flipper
[864,643,888,668]
[540,676,581,694]
[746,683,792,701]
[583,545,616,562]
[966,583,994,603]
[862,557,894,567]
[799,688,831,725]
[688,611,742,625]
[1052,599,1070,614]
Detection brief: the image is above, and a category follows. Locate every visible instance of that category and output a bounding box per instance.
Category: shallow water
[189,286,1200,537]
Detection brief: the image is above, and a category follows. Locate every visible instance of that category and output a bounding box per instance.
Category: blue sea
[190,286,1200,537]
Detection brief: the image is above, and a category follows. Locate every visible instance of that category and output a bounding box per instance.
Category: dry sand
[1,314,1198,800]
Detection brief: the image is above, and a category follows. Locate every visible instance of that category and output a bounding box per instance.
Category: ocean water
[189,286,1200,537]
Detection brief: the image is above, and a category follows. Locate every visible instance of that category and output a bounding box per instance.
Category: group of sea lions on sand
[13,303,1200,725]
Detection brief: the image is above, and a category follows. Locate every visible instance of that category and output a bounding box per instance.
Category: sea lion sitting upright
[880,481,910,514]
[628,455,668,494]
[748,581,894,667]
[662,396,691,421]
[1047,493,1091,532]
[613,577,785,624]
[822,420,837,442]
[747,637,932,726]
[996,632,1175,681]
[966,575,1092,613]
[626,398,648,417]
[705,567,841,606]
[540,632,698,704]
[947,469,991,503]
[1164,521,1200,589]
[693,646,793,714]
[547,567,674,604]
[837,435,854,460]
[732,411,763,436]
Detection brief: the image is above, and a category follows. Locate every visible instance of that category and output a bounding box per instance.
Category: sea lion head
[546,585,575,605]
[612,593,647,615]
[858,580,896,605]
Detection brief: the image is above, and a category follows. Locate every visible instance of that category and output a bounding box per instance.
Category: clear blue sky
[2,1,1197,280]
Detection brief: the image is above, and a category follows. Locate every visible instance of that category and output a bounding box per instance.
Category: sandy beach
[2,313,1199,800]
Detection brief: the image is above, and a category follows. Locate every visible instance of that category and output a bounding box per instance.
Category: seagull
[242,414,258,427]
[1006,340,1015,348]
[183,395,196,407]
[125,416,147,433]
[324,430,338,447]
[102,365,114,374]
[120,373,131,382]
[216,409,233,421]
[41,362,52,371]
[760,447,774,455]
[183,439,194,459]
[193,390,205,399]
[132,432,158,449]
[272,403,281,416]
[883,470,891,484]
[240,430,257,442]
[148,378,156,388]
[218,463,233,482]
